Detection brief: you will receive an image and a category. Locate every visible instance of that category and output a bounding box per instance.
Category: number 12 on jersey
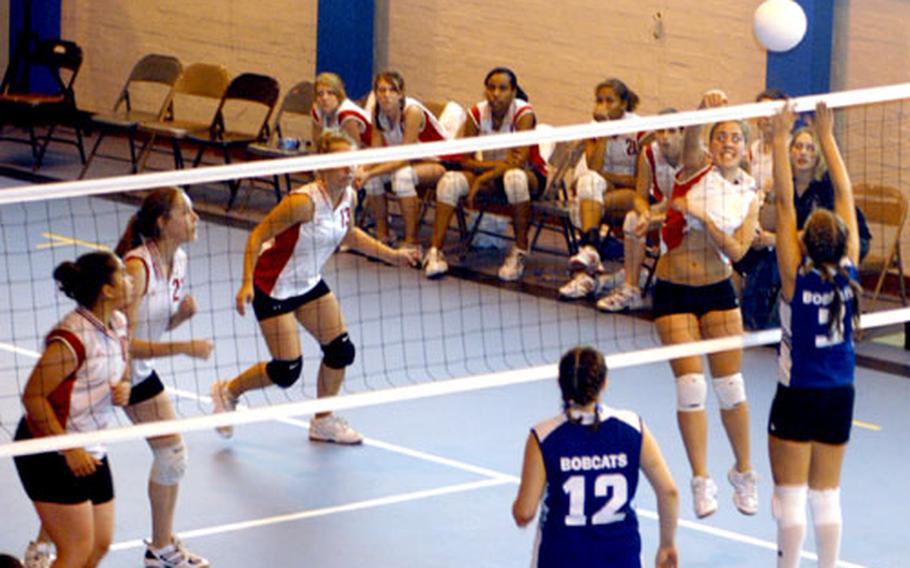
[562,473,628,526]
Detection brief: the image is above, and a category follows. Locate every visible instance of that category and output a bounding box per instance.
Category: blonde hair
[790,127,828,181]
[314,130,356,154]
[315,72,348,101]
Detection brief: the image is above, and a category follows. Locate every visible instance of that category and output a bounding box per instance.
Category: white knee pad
[575,171,606,204]
[809,488,842,526]
[364,175,386,197]
[713,372,747,409]
[436,171,469,206]
[676,373,707,412]
[503,168,530,204]
[150,440,188,486]
[391,166,418,198]
[622,210,643,239]
[772,485,808,527]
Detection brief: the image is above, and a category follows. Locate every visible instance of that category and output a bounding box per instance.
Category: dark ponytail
[803,209,862,338]
[558,346,607,430]
[485,67,528,102]
[114,187,182,257]
[53,251,120,308]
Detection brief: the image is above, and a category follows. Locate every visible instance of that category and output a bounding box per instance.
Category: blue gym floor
[1,190,907,567]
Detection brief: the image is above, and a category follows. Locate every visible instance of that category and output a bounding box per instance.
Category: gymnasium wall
[0,2,8,75]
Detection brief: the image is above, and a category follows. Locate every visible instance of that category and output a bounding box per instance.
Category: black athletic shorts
[127,369,166,406]
[768,383,855,445]
[652,278,739,319]
[13,419,114,505]
[253,279,331,321]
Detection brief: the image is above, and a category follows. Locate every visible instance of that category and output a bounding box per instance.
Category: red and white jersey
[376,97,449,146]
[748,139,773,194]
[311,98,372,148]
[600,111,645,177]
[124,242,187,383]
[29,308,128,457]
[253,182,355,300]
[642,141,681,203]
[468,99,547,176]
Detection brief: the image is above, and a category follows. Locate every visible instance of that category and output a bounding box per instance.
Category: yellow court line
[38,232,110,252]
[852,420,881,431]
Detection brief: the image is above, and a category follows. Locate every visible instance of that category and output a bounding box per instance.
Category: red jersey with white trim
[253,183,355,300]
[376,97,449,146]
[468,99,547,177]
[642,141,681,203]
[600,111,644,177]
[311,98,372,148]
[27,308,128,457]
[124,242,187,383]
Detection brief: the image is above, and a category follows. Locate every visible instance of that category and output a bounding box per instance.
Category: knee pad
[676,373,707,412]
[364,175,386,197]
[150,440,188,486]
[575,171,606,204]
[713,372,747,409]
[622,210,643,239]
[266,356,303,388]
[809,488,842,526]
[503,169,530,204]
[772,485,808,527]
[436,171,469,206]
[391,166,418,198]
[322,332,356,369]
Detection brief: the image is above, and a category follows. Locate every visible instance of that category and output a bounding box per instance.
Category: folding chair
[0,37,86,170]
[136,62,230,171]
[528,139,586,255]
[185,73,281,210]
[78,54,183,178]
[855,183,908,304]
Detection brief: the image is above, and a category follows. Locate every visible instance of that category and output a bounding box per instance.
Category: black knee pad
[266,357,303,388]
[322,332,355,369]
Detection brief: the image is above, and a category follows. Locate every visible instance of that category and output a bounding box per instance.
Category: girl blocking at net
[211,131,420,443]
[13,252,132,568]
[768,102,861,568]
[653,89,760,519]
[114,187,213,568]
[512,346,679,568]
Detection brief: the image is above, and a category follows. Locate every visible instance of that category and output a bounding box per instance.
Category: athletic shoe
[144,538,209,568]
[728,468,759,515]
[309,415,364,445]
[691,476,719,519]
[498,247,529,281]
[559,272,597,299]
[24,541,53,568]
[210,380,237,439]
[568,245,602,274]
[423,247,448,279]
[596,284,644,312]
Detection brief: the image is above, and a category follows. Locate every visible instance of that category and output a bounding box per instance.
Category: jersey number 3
[562,473,628,526]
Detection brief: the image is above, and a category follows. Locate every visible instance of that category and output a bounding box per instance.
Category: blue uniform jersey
[779,259,858,388]
[532,406,643,568]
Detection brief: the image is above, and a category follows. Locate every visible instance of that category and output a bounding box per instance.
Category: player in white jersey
[424,67,547,281]
[513,346,678,568]
[14,252,132,568]
[769,102,862,568]
[560,79,647,299]
[211,132,420,443]
[597,112,684,312]
[114,187,212,568]
[311,72,372,148]
[354,71,449,250]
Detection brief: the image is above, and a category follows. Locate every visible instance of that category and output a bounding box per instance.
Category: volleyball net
[1,83,910,459]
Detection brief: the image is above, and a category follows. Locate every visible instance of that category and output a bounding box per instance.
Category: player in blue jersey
[769,102,862,568]
[513,346,678,568]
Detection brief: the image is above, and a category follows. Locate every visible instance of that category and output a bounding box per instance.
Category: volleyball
[753,0,808,52]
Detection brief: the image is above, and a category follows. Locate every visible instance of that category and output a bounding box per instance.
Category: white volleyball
[753,0,808,52]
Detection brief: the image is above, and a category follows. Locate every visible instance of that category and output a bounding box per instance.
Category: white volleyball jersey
[33,308,128,457]
[376,97,449,146]
[600,111,644,177]
[642,141,681,202]
[468,99,547,175]
[124,243,187,383]
[254,183,355,300]
[311,98,372,148]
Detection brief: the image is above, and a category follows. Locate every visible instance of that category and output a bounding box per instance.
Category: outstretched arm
[814,102,860,265]
[773,103,801,302]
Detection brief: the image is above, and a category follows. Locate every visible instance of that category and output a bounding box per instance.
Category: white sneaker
[144,537,209,568]
[24,541,53,568]
[559,272,596,299]
[728,468,759,515]
[498,247,529,281]
[210,380,237,439]
[568,245,602,274]
[309,415,364,445]
[691,476,719,519]
[596,284,644,312]
[423,247,448,279]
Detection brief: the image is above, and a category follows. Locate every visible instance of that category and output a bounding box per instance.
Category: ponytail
[114,187,182,257]
[53,251,119,308]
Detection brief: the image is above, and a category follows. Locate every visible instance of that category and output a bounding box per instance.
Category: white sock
[773,485,807,568]
[809,488,842,568]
